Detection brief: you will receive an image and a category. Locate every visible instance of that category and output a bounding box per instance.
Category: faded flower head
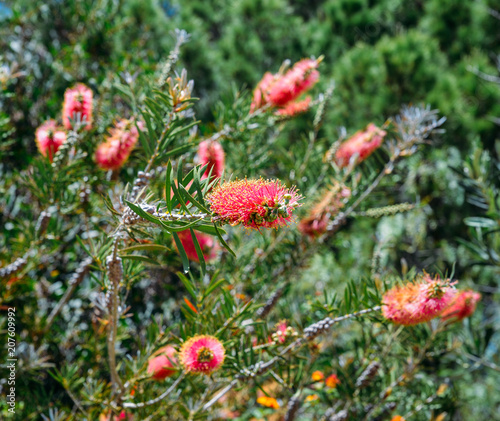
[335,123,386,168]
[176,230,219,263]
[441,290,481,322]
[198,139,225,181]
[299,183,351,238]
[250,58,321,116]
[95,119,142,170]
[147,345,177,381]
[206,178,302,230]
[35,120,67,162]
[62,83,93,130]
[382,274,456,326]
[179,335,225,374]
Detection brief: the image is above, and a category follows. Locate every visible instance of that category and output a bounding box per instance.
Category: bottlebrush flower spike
[95,118,142,170]
[35,120,67,162]
[441,290,481,322]
[275,97,312,117]
[99,411,133,421]
[267,58,320,107]
[62,83,93,130]
[179,335,225,375]
[335,123,386,168]
[250,72,275,113]
[206,178,302,230]
[382,274,456,326]
[176,230,219,263]
[250,58,320,115]
[197,139,225,180]
[147,345,177,381]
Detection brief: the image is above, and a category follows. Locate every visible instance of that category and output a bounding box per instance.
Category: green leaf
[464,217,498,229]
[125,200,162,226]
[189,228,206,276]
[177,271,196,299]
[119,254,160,265]
[120,244,170,253]
[165,161,172,212]
[173,232,190,273]
[179,184,210,213]
[213,223,236,257]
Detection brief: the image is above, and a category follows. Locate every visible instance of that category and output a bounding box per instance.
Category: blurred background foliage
[0,0,499,419]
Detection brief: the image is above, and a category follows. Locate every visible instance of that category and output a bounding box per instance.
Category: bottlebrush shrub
[0,34,491,421]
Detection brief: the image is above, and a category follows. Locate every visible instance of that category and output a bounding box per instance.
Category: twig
[123,372,186,408]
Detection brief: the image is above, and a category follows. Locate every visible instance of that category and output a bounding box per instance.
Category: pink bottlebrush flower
[62,83,93,130]
[275,96,312,117]
[382,274,456,326]
[206,178,302,230]
[441,290,481,322]
[147,345,177,381]
[35,120,67,162]
[335,123,386,168]
[179,335,225,375]
[250,72,276,113]
[267,58,320,107]
[95,119,142,170]
[176,230,219,263]
[198,139,225,180]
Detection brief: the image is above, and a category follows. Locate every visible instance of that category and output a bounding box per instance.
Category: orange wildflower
[257,396,280,409]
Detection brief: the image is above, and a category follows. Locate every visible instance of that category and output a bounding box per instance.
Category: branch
[123,372,186,408]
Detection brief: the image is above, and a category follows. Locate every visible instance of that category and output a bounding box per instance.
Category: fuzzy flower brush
[35,120,67,162]
[382,274,456,326]
[206,178,302,229]
[62,83,93,130]
[179,335,225,375]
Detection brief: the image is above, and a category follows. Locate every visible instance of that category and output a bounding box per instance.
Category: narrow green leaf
[124,200,162,226]
[177,271,197,299]
[190,228,206,276]
[213,223,236,257]
[165,161,172,212]
[173,232,190,273]
[119,254,160,265]
[120,244,170,253]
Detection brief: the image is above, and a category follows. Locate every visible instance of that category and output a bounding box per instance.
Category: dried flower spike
[335,123,386,168]
[35,120,67,162]
[95,119,142,170]
[207,178,302,229]
[382,274,456,326]
[198,139,225,181]
[441,290,481,322]
[176,230,219,263]
[179,335,225,374]
[147,345,177,380]
[62,83,93,130]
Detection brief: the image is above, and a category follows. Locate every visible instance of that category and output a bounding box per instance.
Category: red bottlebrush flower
[179,335,225,375]
[95,119,142,170]
[206,178,302,230]
[176,230,219,263]
[275,96,312,117]
[325,373,341,389]
[298,184,351,238]
[35,120,66,162]
[250,72,276,113]
[267,58,320,107]
[335,123,386,168]
[197,139,225,180]
[147,345,177,381]
[62,83,93,130]
[441,290,481,322]
[382,274,456,326]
